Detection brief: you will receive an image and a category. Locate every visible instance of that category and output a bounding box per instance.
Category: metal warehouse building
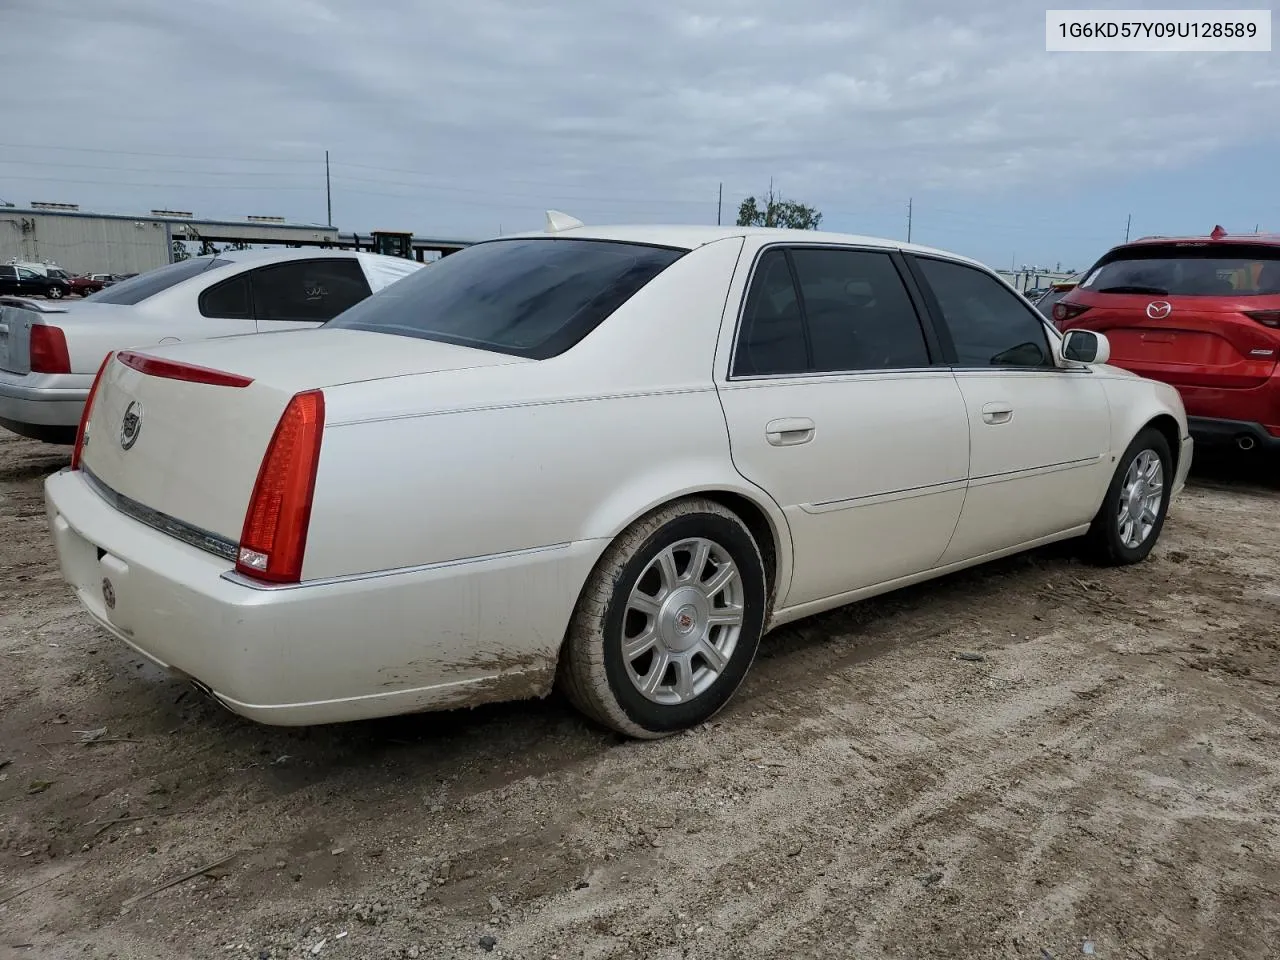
[0,204,340,275]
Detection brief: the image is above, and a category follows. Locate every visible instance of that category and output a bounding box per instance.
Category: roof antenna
[545,210,584,233]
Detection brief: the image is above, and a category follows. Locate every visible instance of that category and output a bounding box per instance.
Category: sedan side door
[905,255,1113,564]
[716,243,970,611]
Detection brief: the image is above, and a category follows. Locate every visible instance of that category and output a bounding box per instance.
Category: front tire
[558,498,768,739]
[1084,427,1173,565]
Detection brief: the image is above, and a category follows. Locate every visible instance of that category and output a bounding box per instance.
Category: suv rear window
[89,257,231,305]
[1080,243,1280,297]
[325,237,687,359]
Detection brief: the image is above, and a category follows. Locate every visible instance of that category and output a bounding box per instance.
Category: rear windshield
[88,257,232,305]
[1079,243,1280,297]
[325,237,687,358]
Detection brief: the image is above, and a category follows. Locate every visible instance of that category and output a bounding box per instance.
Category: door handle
[765,417,815,446]
[981,402,1013,425]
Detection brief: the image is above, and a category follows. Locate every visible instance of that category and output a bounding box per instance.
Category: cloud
[0,0,1275,244]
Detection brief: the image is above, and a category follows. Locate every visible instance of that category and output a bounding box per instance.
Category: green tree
[736,184,822,230]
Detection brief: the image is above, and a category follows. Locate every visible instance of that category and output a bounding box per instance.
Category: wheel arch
[577,479,793,620]
[1143,413,1183,474]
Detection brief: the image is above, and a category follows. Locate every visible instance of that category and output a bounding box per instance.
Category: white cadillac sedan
[44,220,1193,739]
[0,249,422,443]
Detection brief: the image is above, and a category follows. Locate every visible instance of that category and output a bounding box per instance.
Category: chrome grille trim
[81,467,239,563]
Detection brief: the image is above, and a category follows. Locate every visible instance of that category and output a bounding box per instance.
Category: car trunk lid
[79,328,527,548]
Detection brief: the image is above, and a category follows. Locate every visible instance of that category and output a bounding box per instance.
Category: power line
[0,141,318,164]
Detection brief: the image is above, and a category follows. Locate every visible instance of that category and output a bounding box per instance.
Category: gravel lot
[2,429,1278,960]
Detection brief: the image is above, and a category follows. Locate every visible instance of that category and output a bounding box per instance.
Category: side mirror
[1061,329,1110,366]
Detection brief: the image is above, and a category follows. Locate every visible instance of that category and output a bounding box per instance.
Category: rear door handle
[981,402,1013,425]
[766,417,815,446]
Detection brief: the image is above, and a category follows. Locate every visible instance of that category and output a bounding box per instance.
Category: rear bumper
[0,374,89,435]
[44,467,596,726]
[1187,416,1280,452]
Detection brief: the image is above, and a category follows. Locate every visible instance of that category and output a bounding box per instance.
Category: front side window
[916,257,1052,368]
[327,238,686,358]
[91,257,230,306]
[249,258,372,322]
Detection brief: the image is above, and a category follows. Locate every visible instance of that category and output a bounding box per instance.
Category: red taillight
[30,325,71,374]
[1244,310,1280,329]
[1053,302,1091,324]
[117,350,253,388]
[235,391,325,584]
[71,353,113,471]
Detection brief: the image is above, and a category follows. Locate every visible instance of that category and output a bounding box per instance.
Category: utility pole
[1124,213,1131,243]
[717,182,723,226]
[325,150,332,227]
[907,197,913,243]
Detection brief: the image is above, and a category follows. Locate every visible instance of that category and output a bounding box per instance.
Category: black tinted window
[791,249,929,371]
[1080,243,1280,296]
[917,258,1051,367]
[0,266,16,280]
[250,258,371,322]
[91,257,229,305]
[200,274,252,320]
[327,238,686,358]
[732,249,807,376]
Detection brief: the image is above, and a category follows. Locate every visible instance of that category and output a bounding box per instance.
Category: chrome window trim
[724,241,948,383]
[81,466,239,563]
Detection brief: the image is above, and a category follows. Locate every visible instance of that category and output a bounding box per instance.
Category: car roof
[496,223,991,270]
[211,248,416,267]
[1122,233,1280,249]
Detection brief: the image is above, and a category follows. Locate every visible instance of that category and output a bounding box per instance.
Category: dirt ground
[1,429,1278,960]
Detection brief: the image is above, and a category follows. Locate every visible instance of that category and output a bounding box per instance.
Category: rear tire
[1084,427,1173,566]
[558,498,768,739]
[47,286,64,299]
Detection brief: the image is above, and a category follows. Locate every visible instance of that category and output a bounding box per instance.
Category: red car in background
[1057,227,1280,453]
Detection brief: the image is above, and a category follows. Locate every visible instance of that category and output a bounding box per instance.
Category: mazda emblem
[120,400,143,450]
[1146,301,1172,320]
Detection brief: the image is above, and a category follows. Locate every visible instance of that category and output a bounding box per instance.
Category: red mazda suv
[1056,227,1280,453]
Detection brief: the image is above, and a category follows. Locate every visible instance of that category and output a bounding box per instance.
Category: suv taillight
[1244,310,1280,329]
[72,353,113,470]
[1052,302,1091,324]
[29,325,71,373]
[235,390,325,584]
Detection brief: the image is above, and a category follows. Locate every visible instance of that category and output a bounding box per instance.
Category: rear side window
[791,248,930,371]
[732,247,931,376]
[200,275,253,320]
[0,266,17,279]
[250,258,372,322]
[326,238,686,358]
[916,257,1052,368]
[1080,243,1280,297]
[91,257,230,305]
[733,249,807,376]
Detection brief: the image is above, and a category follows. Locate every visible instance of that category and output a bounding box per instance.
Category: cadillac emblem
[120,400,143,450]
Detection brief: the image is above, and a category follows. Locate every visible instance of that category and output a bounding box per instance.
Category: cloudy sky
[2,0,1277,269]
